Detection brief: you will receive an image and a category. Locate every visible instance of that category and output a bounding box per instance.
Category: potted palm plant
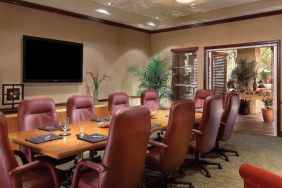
[261,93,273,122]
[231,58,257,92]
[128,55,171,105]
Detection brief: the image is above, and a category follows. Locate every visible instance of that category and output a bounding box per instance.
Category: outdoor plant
[128,54,171,100]
[231,58,257,92]
[261,92,273,109]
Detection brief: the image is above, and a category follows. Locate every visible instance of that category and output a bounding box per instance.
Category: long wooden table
[9,110,202,160]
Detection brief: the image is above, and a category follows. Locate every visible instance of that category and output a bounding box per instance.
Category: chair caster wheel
[207,174,211,178]
[218,164,223,169]
[236,153,239,157]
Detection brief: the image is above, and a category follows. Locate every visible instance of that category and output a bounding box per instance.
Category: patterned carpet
[171,132,282,188]
[39,132,282,187]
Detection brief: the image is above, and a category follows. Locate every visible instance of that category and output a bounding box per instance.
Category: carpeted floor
[163,132,282,188]
[29,132,282,188]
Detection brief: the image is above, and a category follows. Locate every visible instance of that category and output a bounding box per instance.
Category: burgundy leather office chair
[215,93,240,161]
[108,92,129,114]
[239,163,282,188]
[194,89,214,109]
[67,95,96,123]
[71,106,151,188]
[0,111,59,188]
[189,95,223,178]
[145,100,195,187]
[18,97,75,164]
[18,98,58,162]
[140,90,160,110]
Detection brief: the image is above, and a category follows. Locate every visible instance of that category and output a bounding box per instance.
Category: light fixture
[147,22,156,27]
[95,9,111,15]
[176,0,194,3]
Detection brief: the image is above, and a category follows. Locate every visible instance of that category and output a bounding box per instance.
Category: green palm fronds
[231,58,256,91]
[128,55,171,99]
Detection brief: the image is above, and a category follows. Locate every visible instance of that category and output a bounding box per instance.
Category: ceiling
[23,0,282,30]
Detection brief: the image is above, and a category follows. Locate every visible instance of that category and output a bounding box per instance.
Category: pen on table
[44,135,51,140]
[90,135,103,138]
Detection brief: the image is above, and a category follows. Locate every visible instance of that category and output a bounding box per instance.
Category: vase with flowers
[87,67,112,104]
[261,93,273,122]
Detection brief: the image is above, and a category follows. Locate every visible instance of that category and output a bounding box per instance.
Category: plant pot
[261,108,273,122]
[239,99,250,115]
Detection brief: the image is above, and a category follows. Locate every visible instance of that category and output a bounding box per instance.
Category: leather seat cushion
[145,147,161,170]
[78,170,99,188]
[22,168,54,188]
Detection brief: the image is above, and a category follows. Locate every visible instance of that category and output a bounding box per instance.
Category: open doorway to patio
[204,41,280,136]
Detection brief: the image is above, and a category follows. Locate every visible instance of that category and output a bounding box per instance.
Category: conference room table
[9,110,203,160]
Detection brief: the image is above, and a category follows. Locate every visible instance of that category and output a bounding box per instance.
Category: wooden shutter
[211,52,228,95]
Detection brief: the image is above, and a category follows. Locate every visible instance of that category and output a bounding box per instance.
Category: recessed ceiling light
[95,9,111,15]
[176,0,194,3]
[155,17,160,20]
[147,22,156,27]
[107,2,112,6]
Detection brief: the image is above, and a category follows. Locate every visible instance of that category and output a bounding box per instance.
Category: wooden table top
[9,110,202,159]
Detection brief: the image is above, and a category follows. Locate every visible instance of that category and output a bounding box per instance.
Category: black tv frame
[22,35,83,83]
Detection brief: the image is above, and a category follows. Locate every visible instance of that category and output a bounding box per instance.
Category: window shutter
[211,52,228,95]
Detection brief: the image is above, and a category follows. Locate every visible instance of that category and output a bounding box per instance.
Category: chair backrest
[18,98,58,160]
[99,106,150,188]
[239,163,282,188]
[196,95,223,153]
[108,92,129,114]
[195,89,214,109]
[218,93,240,141]
[140,90,160,110]
[0,112,19,188]
[18,97,58,131]
[67,95,96,123]
[159,100,195,172]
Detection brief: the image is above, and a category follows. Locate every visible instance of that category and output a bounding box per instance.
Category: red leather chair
[239,163,282,188]
[108,92,129,114]
[140,90,160,110]
[0,111,59,188]
[18,97,58,162]
[215,93,240,161]
[71,106,151,188]
[194,89,214,109]
[189,95,223,178]
[18,97,75,165]
[67,95,96,123]
[145,100,195,187]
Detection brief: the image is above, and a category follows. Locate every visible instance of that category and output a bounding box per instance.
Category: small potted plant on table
[261,93,273,122]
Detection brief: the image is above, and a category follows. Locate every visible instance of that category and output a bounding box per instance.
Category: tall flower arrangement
[86,67,111,104]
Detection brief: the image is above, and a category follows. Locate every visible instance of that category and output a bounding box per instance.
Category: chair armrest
[9,160,59,187]
[220,122,226,127]
[192,129,203,135]
[148,140,168,149]
[71,160,107,188]
[13,150,28,165]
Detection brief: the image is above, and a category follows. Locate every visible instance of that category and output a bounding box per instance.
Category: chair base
[144,170,193,188]
[190,153,222,178]
[215,142,239,162]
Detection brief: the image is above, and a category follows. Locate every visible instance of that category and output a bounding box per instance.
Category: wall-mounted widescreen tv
[23,35,83,83]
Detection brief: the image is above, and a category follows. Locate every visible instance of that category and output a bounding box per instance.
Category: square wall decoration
[2,84,24,109]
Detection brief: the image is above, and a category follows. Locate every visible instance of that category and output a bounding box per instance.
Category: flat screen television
[23,35,83,83]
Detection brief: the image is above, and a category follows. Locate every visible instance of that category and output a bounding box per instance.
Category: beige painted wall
[151,15,282,133]
[151,15,282,90]
[0,2,150,105]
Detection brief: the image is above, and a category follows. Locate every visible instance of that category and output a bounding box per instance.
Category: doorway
[204,40,280,136]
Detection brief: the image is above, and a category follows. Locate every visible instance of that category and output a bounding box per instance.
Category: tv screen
[23,35,83,83]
